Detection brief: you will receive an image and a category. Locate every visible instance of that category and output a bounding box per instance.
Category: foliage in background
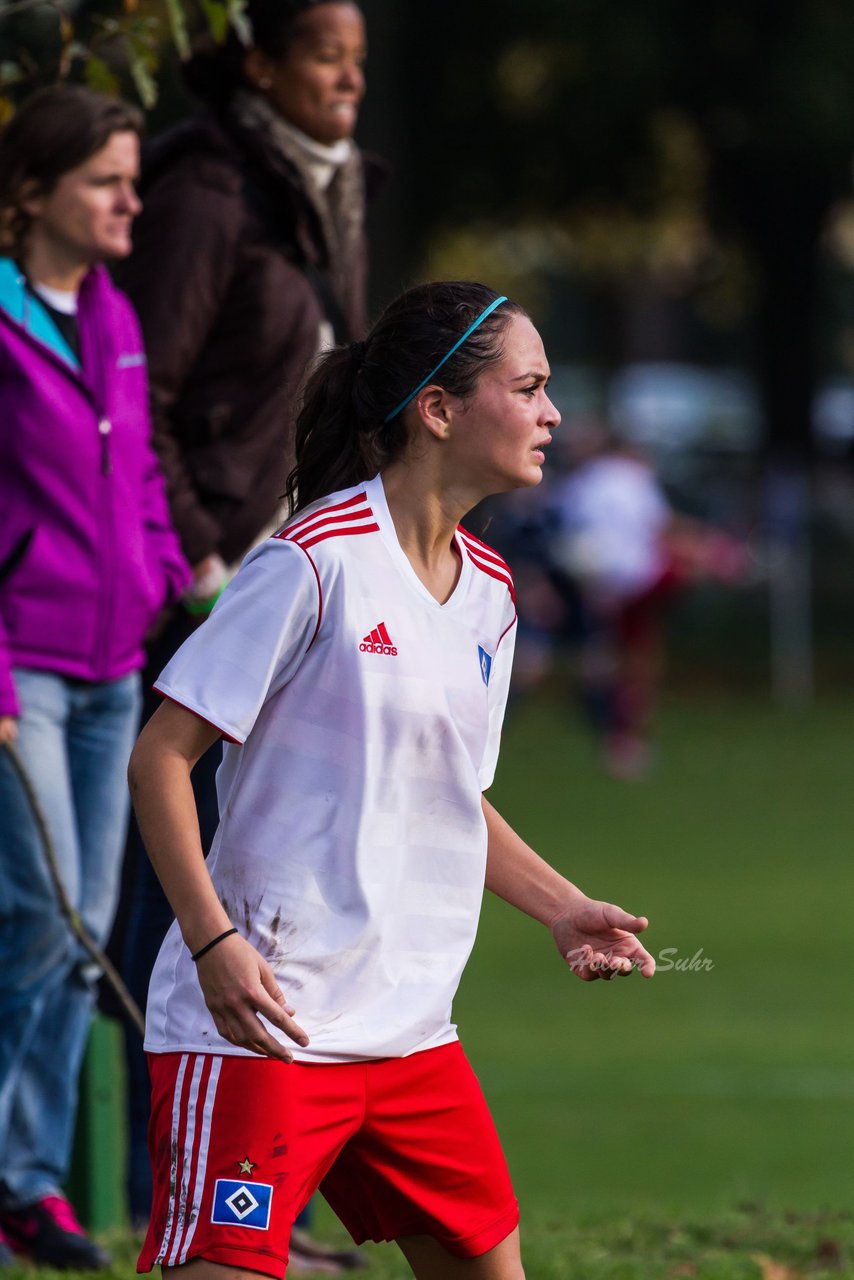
[0,0,246,112]
[5,0,854,450]
[400,0,854,450]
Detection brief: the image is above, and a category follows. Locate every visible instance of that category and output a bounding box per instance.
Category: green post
[65,1014,128,1234]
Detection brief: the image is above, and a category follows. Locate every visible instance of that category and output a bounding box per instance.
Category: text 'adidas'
[359,622,398,656]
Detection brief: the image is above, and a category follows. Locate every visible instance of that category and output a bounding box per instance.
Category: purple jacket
[0,258,191,717]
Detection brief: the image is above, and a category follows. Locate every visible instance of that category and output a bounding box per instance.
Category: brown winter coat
[118,113,383,567]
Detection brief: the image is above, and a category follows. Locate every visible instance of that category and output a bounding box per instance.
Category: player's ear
[414,385,454,442]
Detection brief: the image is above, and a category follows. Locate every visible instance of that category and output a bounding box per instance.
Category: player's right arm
[128,698,309,1060]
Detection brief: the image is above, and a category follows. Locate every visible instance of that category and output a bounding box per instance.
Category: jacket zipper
[81,293,118,681]
[98,418,112,475]
[94,451,117,678]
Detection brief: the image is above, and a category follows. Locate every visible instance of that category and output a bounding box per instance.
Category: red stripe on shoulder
[458,531,516,605]
[284,508,376,544]
[456,527,512,575]
[297,522,380,550]
[466,554,517,605]
[278,491,370,540]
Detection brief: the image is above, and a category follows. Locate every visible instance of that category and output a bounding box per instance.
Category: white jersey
[552,456,671,608]
[145,475,517,1063]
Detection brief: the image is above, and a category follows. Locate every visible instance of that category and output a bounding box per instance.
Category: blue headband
[383,295,508,424]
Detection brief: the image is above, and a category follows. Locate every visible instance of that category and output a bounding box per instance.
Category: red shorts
[138,1042,518,1277]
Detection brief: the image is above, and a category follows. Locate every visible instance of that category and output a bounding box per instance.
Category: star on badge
[238,1157,255,1175]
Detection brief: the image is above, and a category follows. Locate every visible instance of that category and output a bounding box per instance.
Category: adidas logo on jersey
[359,622,398,656]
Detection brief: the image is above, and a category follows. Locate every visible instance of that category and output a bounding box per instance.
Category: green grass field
[340,691,854,1276]
[8,690,854,1278]
[476,691,854,1220]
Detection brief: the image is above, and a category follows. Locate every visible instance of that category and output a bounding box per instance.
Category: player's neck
[381,469,464,605]
[24,238,89,293]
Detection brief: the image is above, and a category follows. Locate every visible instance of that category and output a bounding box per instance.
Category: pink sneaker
[0,1195,110,1270]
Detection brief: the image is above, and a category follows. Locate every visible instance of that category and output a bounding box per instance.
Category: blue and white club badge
[478,645,493,687]
[211,1180,273,1231]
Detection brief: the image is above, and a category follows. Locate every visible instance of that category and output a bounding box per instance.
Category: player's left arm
[482,796,655,981]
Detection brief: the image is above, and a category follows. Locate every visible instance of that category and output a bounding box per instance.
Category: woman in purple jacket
[0,86,190,1269]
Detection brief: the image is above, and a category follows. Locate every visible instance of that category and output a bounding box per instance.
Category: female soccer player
[129,280,655,1280]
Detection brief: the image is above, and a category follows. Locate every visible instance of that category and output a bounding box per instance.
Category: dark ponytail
[285,344,396,513]
[286,280,526,515]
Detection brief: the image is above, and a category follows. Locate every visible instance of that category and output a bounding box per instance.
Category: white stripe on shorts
[166,1055,205,1266]
[154,1054,222,1267]
[176,1056,222,1264]
[154,1053,189,1265]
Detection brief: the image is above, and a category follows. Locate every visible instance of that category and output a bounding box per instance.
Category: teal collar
[0,257,80,369]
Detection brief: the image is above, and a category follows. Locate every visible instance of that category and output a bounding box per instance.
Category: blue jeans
[0,668,141,1208]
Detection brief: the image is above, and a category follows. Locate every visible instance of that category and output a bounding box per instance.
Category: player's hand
[0,716,18,744]
[551,896,655,981]
[185,553,229,605]
[194,932,310,1059]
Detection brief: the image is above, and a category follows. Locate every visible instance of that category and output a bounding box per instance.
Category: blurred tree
[396,0,854,455]
[0,0,243,112]
[4,0,854,457]
[667,0,854,456]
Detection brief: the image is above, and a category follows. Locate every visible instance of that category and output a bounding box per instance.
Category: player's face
[258,3,366,145]
[449,313,560,495]
[25,131,141,268]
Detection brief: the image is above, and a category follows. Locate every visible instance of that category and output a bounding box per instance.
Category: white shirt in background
[552,455,671,608]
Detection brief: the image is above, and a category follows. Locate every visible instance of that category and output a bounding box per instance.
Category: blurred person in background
[114,2,380,1266]
[0,85,189,1270]
[549,421,746,778]
[119,0,378,604]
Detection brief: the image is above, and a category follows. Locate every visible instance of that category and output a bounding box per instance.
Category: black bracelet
[191,927,238,963]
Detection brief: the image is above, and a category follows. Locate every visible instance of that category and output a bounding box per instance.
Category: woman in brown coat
[119,0,381,583]
[117,7,381,1268]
